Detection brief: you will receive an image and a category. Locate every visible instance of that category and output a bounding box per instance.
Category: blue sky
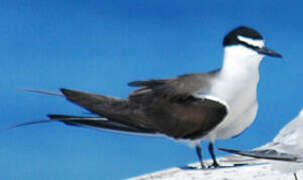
[1,0,303,179]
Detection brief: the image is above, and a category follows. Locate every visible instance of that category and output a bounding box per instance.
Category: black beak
[256,47,282,58]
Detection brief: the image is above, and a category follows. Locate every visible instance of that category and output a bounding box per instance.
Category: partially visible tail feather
[48,114,156,134]
[9,120,55,129]
[218,148,300,162]
[22,88,63,96]
[11,114,156,135]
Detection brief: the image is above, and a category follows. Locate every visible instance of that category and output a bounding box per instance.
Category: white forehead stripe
[237,35,264,48]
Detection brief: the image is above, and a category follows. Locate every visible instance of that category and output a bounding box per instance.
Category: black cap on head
[222,26,282,58]
[223,26,263,46]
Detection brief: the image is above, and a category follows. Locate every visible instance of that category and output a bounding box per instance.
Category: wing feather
[128,70,219,102]
[60,86,227,140]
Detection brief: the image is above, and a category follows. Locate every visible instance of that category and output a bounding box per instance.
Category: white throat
[221,45,264,76]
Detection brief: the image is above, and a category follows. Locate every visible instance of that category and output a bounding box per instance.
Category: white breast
[203,45,264,142]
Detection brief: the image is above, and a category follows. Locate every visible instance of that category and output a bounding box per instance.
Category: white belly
[204,100,258,141]
[203,70,260,142]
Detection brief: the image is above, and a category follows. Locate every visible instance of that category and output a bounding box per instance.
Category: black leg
[208,143,220,168]
[195,145,206,169]
[294,173,298,180]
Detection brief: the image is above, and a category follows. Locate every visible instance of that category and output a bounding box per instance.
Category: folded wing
[17,71,226,140]
[59,71,226,139]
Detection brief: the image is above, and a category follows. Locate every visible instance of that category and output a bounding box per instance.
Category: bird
[219,108,303,179]
[15,26,282,169]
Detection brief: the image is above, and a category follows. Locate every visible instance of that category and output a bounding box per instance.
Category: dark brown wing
[125,70,226,139]
[139,96,227,139]
[60,84,227,140]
